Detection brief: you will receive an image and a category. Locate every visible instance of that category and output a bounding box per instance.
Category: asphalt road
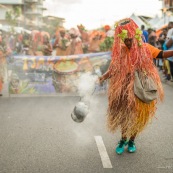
[0,83,173,173]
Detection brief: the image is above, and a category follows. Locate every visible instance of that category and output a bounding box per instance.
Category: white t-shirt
[166,28,173,39]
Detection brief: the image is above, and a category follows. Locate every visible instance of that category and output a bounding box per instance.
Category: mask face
[124,38,133,49]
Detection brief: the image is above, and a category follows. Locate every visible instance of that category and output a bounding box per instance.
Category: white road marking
[94,136,113,168]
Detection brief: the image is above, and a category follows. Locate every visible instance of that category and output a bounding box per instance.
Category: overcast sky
[43,0,163,30]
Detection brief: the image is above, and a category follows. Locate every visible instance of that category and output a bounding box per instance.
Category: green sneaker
[128,140,136,153]
[115,139,128,155]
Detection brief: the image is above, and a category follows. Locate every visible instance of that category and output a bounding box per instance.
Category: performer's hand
[98,76,105,85]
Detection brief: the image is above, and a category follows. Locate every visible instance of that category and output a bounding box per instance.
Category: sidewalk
[159,69,173,88]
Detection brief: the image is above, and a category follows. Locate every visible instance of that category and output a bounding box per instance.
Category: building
[0,0,46,29]
[159,0,173,12]
[42,16,65,27]
[42,15,65,36]
[24,0,46,29]
[163,0,173,11]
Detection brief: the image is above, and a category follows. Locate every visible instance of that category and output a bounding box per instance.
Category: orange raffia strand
[106,18,164,137]
[0,79,3,92]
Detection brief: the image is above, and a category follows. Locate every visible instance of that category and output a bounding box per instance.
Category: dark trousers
[169,61,173,77]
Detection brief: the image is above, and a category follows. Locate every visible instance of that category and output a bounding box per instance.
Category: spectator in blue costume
[141,25,148,43]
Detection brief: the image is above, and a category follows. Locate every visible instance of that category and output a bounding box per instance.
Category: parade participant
[0,34,7,96]
[103,25,111,37]
[77,24,89,53]
[33,32,44,56]
[69,28,83,55]
[42,35,52,56]
[88,30,102,53]
[99,18,173,155]
[104,25,111,32]
[53,27,71,56]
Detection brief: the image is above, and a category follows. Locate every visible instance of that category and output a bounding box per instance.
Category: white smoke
[76,72,98,98]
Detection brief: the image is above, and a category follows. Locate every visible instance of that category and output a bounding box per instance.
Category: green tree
[5,6,21,32]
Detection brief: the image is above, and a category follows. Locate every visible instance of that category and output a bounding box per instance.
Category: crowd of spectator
[141,23,173,82]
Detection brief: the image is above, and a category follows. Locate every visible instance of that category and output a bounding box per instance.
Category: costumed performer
[99,18,173,155]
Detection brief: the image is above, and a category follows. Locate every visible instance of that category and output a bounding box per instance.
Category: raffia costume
[107,19,164,138]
